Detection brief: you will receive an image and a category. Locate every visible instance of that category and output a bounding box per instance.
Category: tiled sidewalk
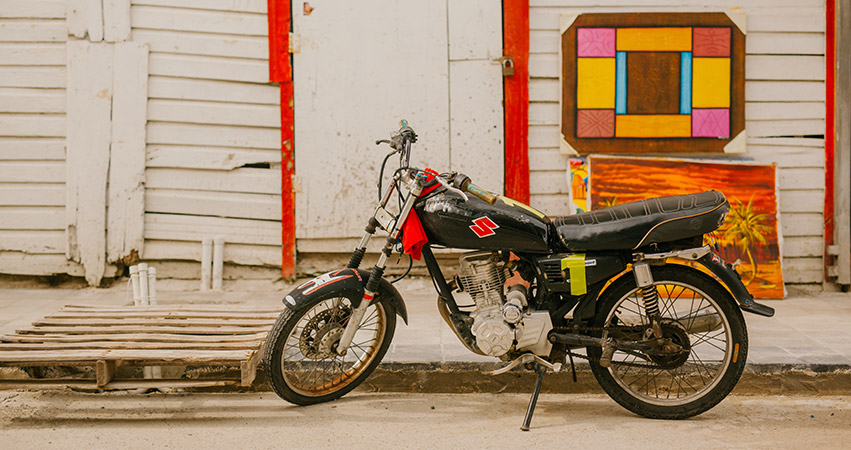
[1,278,849,367]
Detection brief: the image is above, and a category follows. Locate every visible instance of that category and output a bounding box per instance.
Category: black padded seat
[553,191,729,251]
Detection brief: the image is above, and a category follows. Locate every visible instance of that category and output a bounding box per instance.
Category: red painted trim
[503,0,530,204]
[826,0,836,270]
[267,0,291,83]
[268,1,295,278]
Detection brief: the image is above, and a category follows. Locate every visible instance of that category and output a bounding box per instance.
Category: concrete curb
[353,363,851,395]
[237,362,851,396]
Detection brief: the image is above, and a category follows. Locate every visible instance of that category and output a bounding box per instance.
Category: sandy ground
[1,391,849,449]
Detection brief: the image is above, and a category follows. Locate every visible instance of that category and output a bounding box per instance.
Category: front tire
[588,265,748,419]
[263,295,396,405]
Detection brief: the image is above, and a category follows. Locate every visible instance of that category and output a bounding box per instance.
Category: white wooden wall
[0,1,84,277]
[129,0,283,268]
[292,0,504,254]
[527,0,827,284]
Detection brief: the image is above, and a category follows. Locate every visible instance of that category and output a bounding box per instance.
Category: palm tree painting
[722,195,773,285]
[587,155,783,299]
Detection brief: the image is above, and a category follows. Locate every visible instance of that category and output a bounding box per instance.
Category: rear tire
[263,296,396,405]
[588,265,748,419]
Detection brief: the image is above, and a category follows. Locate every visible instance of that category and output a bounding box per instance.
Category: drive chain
[552,325,664,369]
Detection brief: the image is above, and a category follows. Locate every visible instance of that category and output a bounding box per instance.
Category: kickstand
[520,363,547,432]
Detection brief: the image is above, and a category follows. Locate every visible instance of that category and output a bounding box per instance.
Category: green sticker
[561,253,587,296]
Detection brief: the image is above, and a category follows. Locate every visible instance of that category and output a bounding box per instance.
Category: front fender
[282,268,408,324]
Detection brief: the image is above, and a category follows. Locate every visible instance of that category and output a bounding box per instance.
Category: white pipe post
[129,265,141,306]
[212,236,224,291]
[147,267,158,306]
[137,263,149,306]
[201,238,213,291]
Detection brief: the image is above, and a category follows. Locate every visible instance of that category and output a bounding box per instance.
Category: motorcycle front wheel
[588,264,748,419]
[263,295,395,405]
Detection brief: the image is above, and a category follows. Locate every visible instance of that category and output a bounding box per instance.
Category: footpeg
[489,353,562,376]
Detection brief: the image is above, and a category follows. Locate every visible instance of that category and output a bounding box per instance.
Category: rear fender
[697,253,775,317]
[282,268,409,324]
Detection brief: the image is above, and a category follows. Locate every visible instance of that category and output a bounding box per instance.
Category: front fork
[336,175,423,356]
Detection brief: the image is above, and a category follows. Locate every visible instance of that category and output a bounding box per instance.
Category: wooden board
[0,0,66,19]
[131,5,269,36]
[66,41,113,285]
[146,146,280,170]
[131,0,267,13]
[132,29,269,59]
[0,304,277,389]
[107,42,148,264]
[147,76,279,105]
[146,189,280,221]
[0,88,66,113]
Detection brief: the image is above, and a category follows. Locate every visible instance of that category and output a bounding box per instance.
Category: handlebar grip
[463,181,498,205]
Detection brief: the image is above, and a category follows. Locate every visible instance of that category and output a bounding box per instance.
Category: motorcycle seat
[552,190,729,251]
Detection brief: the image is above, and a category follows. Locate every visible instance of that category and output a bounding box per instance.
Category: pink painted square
[577,28,616,57]
[693,28,731,57]
[577,110,615,137]
[692,109,729,137]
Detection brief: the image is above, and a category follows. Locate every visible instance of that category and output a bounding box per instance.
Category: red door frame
[270,1,531,277]
[503,0,531,204]
[267,0,295,278]
[825,0,836,276]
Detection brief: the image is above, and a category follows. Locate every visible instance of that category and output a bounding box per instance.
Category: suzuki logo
[470,216,499,238]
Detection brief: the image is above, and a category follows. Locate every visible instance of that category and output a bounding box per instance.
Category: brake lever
[375,139,392,146]
[434,175,468,201]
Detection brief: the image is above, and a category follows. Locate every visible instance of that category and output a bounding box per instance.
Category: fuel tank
[414,190,551,253]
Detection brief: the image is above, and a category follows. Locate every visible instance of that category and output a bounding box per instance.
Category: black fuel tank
[414,191,551,253]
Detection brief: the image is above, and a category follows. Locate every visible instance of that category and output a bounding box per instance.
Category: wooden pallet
[0,304,283,390]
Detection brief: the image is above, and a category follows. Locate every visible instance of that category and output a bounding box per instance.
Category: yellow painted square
[616,28,692,52]
[577,58,616,109]
[615,115,691,138]
[692,58,730,108]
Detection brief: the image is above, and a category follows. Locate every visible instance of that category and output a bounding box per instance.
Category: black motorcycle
[263,123,774,430]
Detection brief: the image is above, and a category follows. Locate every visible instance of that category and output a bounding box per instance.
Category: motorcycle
[263,122,775,430]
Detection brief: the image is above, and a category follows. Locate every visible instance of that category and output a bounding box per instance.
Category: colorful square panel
[616,28,692,51]
[693,28,731,56]
[561,12,745,154]
[692,109,730,137]
[577,110,615,137]
[615,115,691,138]
[577,28,616,57]
[577,57,616,109]
[626,52,681,114]
[692,57,730,108]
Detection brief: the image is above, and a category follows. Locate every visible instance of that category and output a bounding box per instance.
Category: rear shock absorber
[632,261,662,338]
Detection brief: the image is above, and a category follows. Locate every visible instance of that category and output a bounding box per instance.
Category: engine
[456,251,552,357]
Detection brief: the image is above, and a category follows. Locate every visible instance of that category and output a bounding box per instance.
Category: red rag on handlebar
[400,168,439,260]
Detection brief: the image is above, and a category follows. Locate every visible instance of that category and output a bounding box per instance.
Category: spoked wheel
[263,296,395,405]
[588,265,748,419]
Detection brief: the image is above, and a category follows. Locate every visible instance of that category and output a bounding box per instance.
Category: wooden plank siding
[527,1,827,284]
[0,5,82,276]
[129,1,282,268]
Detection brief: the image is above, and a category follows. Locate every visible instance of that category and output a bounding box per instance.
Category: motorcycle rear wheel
[263,296,395,405]
[588,265,748,419]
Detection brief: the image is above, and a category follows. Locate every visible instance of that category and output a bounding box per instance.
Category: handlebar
[463,182,498,205]
[447,172,498,205]
[375,122,499,205]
